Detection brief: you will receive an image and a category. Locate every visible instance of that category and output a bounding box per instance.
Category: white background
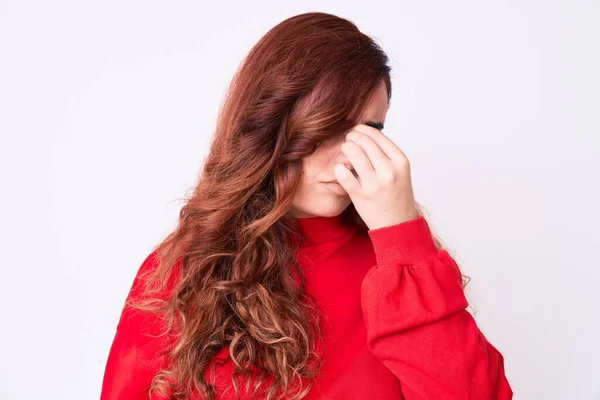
[1,1,598,399]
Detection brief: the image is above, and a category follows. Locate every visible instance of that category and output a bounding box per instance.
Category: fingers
[341,140,375,186]
[345,130,392,177]
[352,124,408,165]
[334,163,360,193]
[335,123,408,194]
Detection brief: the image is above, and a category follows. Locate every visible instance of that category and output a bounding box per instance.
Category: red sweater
[101,214,513,399]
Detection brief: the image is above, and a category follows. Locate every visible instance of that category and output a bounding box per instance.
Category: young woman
[101,12,513,400]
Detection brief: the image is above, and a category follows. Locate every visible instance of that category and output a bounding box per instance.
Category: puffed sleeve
[361,216,513,399]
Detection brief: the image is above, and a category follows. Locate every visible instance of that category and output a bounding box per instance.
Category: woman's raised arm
[361,216,513,399]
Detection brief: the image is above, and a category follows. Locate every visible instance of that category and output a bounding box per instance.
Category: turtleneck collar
[292,207,358,247]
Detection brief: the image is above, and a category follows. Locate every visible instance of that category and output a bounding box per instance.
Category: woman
[101,11,512,400]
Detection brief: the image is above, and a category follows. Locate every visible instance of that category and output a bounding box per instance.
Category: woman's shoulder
[127,248,182,302]
[116,248,182,332]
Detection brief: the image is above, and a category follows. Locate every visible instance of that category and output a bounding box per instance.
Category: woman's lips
[323,181,347,195]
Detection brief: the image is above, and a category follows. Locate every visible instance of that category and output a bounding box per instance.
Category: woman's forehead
[360,82,389,126]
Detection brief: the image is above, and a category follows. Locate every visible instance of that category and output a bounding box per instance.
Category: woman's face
[290,82,389,218]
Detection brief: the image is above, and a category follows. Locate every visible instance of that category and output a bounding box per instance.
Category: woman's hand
[334,123,418,230]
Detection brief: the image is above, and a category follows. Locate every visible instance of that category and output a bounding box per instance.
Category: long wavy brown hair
[130,11,470,400]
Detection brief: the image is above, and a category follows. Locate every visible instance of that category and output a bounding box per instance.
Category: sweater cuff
[367,216,437,267]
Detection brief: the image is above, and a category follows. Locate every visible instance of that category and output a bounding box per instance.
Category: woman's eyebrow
[364,120,384,130]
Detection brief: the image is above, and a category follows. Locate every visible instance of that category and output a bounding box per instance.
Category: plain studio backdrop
[1,1,598,399]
